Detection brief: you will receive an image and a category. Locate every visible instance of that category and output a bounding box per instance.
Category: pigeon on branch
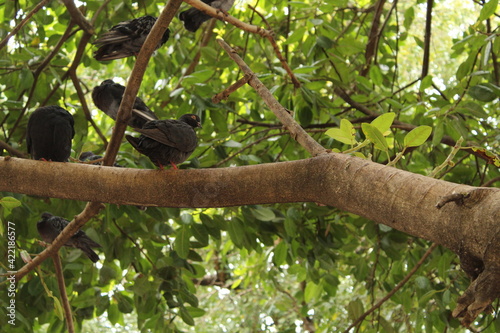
[37,213,102,263]
[126,114,202,169]
[92,79,158,130]
[93,15,170,61]
[179,0,235,32]
[26,105,75,162]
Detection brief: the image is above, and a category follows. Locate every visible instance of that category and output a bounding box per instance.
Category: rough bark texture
[1,154,499,325]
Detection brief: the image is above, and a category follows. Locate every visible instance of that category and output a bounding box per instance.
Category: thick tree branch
[3,154,500,323]
[217,39,328,157]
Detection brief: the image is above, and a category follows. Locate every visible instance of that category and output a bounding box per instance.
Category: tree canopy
[0,0,499,332]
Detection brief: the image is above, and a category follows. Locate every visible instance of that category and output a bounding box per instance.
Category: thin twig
[160,19,216,108]
[112,220,156,268]
[248,4,301,88]
[52,254,75,333]
[60,0,94,35]
[217,39,328,157]
[0,0,52,51]
[8,21,77,142]
[69,71,108,146]
[212,74,252,103]
[182,0,273,38]
[343,243,438,333]
[103,0,183,167]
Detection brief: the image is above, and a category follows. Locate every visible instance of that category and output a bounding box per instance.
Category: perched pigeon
[93,15,170,61]
[79,151,122,167]
[179,0,235,32]
[92,79,158,129]
[126,114,202,169]
[37,213,101,263]
[26,105,75,162]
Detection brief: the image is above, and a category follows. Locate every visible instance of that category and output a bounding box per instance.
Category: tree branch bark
[217,38,328,157]
[2,153,499,324]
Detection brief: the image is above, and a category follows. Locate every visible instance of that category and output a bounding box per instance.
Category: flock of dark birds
[31,1,234,262]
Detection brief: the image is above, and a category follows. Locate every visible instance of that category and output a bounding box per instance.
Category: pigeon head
[179,114,202,129]
[41,212,53,220]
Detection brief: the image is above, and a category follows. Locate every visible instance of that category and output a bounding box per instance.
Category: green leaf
[403,7,415,29]
[179,306,195,326]
[107,304,120,325]
[404,126,432,147]
[0,196,21,210]
[419,75,433,91]
[362,123,388,151]
[468,84,498,102]
[369,66,383,86]
[371,113,396,135]
[325,119,356,145]
[190,223,209,246]
[273,242,287,266]
[251,207,276,221]
[174,226,191,259]
[304,282,322,303]
[346,298,364,320]
[478,0,498,22]
[284,217,298,237]
[297,106,313,126]
[227,217,245,248]
[186,306,206,318]
[115,292,134,313]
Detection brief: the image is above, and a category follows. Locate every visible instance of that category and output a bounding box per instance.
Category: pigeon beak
[197,122,202,128]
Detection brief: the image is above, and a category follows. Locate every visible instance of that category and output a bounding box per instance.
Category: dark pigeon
[92,79,158,129]
[126,114,202,169]
[93,15,170,61]
[179,0,235,32]
[37,213,101,263]
[26,105,75,162]
[79,151,122,167]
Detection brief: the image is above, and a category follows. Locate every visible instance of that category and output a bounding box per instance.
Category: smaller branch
[69,71,108,146]
[482,176,500,188]
[60,0,94,35]
[160,19,216,108]
[9,21,77,142]
[334,87,376,116]
[52,254,75,333]
[435,192,469,209]
[421,0,434,78]
[0,140,26,158]
[217,39,328,157]
[248,4,301,88]
[103,0,182,167]
[0,0,51,51]
[182,0,273,38]
[112,220,156,268]
[91,0,113,25]
[343,243,438,333]
[15,202,104,282]
[212,74,252,103]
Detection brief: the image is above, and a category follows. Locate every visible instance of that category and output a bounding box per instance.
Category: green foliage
[1,0,499,332]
